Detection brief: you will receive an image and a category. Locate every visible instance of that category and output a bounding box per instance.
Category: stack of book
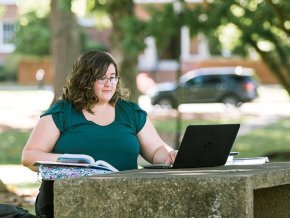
[226,152,269,165]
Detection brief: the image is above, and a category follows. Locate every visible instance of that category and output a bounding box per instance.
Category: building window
[2,22,16,44]
[0,21,16,53]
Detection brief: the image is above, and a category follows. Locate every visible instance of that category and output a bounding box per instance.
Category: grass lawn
[0,129,31,164]
[0,116,290,165]
[152,116,290,160]
[233,117,290,159]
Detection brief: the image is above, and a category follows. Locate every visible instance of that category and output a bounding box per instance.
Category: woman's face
[93,64,118,104]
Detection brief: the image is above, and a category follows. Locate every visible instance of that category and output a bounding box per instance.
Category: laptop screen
[172,124,240,168]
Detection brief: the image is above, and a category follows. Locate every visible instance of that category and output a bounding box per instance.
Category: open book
[34,153,118,172]
[34,154,119,180]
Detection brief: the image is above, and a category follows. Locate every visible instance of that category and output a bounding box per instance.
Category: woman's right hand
[165,150,178,164]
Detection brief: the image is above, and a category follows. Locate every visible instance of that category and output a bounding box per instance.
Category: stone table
[54,162,290,218]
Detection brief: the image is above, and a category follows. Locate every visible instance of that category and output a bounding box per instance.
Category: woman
[22,50,176,217]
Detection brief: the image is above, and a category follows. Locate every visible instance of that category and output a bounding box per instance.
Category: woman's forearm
[21,149,61,172]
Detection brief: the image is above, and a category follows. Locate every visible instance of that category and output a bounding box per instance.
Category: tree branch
[265,0,290,36]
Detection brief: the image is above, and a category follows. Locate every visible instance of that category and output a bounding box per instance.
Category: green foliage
[83,39,108,52]
[147,4,180,58]
[206,32,223,56]
[79,27,108,52]
[90,0,131,11]
[14,8,108,56]
[181,0,290,93]
[0,65,16,81]
[59,0,72,12]
[90,0,146,58]
[13,11,50,56]
[0,55,21,81]
[120,16,147,58]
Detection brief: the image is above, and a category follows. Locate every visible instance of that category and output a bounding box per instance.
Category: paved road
[1,84,289,130]
[141,85,290,136]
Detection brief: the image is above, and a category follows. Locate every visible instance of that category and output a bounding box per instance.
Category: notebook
[143,124,240,169]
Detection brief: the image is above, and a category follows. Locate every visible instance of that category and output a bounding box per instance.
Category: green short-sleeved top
[41,99,147,171]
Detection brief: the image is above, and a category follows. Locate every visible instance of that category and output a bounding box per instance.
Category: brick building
[0,0,17,64]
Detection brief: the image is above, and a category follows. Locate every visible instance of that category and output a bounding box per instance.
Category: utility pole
[173,0,183,149]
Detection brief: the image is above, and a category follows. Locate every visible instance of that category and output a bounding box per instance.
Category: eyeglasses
[97,77,119,85]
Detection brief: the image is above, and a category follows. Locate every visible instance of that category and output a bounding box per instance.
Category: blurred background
[0,0,289,214]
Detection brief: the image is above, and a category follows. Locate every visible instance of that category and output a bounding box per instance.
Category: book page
[57,154,95,164]
[93,160,119,172]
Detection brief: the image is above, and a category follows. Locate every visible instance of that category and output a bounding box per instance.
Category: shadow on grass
[267,151,290,162]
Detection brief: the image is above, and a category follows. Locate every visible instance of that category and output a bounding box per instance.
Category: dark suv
[147,66,259,108]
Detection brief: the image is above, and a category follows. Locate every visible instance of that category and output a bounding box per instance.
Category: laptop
[143,124,240,169]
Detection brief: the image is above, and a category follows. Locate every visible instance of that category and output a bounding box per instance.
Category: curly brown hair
[62,50,130,113]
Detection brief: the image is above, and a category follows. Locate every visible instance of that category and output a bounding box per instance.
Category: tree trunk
[50,0,81,102]
[246,30,290,95]
[107,0,140,103]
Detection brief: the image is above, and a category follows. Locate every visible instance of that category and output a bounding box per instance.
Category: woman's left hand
[165,150,178,164]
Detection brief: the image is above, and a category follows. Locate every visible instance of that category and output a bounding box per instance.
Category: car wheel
[156,98,174,109]
[221,95,240,107]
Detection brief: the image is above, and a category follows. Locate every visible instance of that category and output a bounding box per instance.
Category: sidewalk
[0,165,39,197]
[0,165,38,185]
[0,85,54,130]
